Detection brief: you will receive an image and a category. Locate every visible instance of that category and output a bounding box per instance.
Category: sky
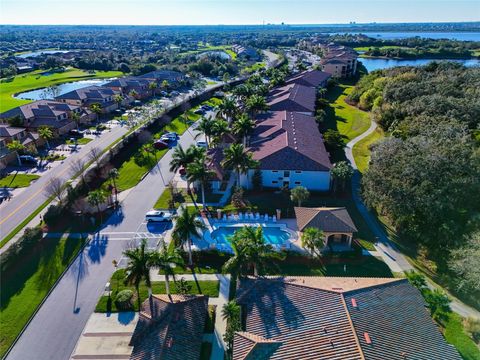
[0,0,479,25]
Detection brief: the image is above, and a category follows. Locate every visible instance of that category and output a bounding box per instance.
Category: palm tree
[210,120,229,147]
[331,161,354,193]
[222,300,241,322]
[90,103,102,122]
[172,207,206,267]
[223,226,280,277]
[245,94,268,118]
[113,94,123,108]
[71,111,81,131]
[38,126,54,149]
[195,116,215,148]
[87,189,107,222]
[148,81,158,97]
[301,227,325,257]
[161,80,169,91]
[187,158,214,210]
[149,243,183,300]
[217,97,237,125]
[222,143,259,187]
[123,239,153,310]
[290,186,310,207]
[317,87,328,98]
[232,84,254,103]
[170,144,205,190]
[108,168,119,204]
[232,114,255,146]
[6,140,25,166]
[129,89,138,99]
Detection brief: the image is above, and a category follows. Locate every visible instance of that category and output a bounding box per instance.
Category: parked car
[196,141,208,148]
[170,91,180,97]
[153,140,169,149]
[19,155,38,165]
[145,210,173,222]
[162,132,178,140]
[69,129,83,138]
[194,108,205,115]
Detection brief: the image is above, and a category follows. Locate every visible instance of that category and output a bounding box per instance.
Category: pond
[360,58,480,72]
[17,50,71,58]
[15,79,113,101]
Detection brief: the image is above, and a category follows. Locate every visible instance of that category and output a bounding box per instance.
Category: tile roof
[268,84,316,113]
[0,100,79,120]
[285,70,331,88]
[248,111,331,171]
[233,277,462,360]
[0,125,25,137]
[233,332,282,360]
[55,85,117,101]
[139,70,185,82]
[294,207,358,233]
[129,294,208,360]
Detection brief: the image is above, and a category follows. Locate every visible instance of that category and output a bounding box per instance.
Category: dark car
[69,129,83,138]
[153,140,169,149]
[19,155,38,165]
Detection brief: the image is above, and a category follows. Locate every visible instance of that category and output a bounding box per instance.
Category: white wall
[241,169,330,191]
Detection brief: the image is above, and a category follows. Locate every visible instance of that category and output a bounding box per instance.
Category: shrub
[323,129,344,149]
[43,204,64,226]
[0,227,43,273]
[464,317,480,344]
[115,290,134,310]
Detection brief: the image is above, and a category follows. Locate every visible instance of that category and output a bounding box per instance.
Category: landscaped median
[0,173,40,188]
[95,269,220,312]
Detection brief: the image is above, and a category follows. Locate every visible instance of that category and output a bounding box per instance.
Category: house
[285,69,331,89]
[139,70,186,89]
[0,124,41,166]
[55,85,119,114]
[268,84,316,115]
[103,77,151,101]
[0,100,81,135]
[233,276,462,360]
[240,111,332,191]
[129,294,208,360]
[294,206,358,249]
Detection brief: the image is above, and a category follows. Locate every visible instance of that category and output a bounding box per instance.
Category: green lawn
[222,190,376,250]
[352,126,384,173]
[0,174,40,188]
[0,68,122,112]
[95,269,219,312]
[65,137,93,145]
[326,84,371,142]
[444,313,480,360]
[354,45,409,52]
[154,188,223,209]
[0,235,87,357]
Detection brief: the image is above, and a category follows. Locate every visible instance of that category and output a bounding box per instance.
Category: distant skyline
[0,0,479,25]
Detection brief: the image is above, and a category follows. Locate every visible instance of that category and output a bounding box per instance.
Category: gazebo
[294,207,358,250]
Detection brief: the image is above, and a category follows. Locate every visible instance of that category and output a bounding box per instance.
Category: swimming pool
[210,226,292,246]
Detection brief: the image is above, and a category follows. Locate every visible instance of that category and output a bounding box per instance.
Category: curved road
[345,118,480,319]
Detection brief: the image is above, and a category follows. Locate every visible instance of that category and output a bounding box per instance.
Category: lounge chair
[239,212,243,220]
[264,214,269,221]
[222,214,227,221]
[272,215,277,223]
[255,212,260,220]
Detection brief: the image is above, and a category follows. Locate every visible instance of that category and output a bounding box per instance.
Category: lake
[15,79,112,101]
[197,50,231,60]
[17,50,71,58]
[330,32,480,41]
[360,58,480,72]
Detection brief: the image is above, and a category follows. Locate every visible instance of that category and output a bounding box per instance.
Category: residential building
[233,276,462,360]
[129,294,208,360]
[294,206,358,249]
[240,111,332,191]
[320,44,358,78]
[103,77,151,101]
[0,100,81,135]
[0,124,41,166]
[268,84,316,115]
[232,44,260,61]
[139,70,186,88]
[55,85,119,114]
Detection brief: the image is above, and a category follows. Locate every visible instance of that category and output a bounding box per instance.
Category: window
[272,170,278,173]
[272,181,278,184]
[284,171,290,177]
[283,181,290,187]
[294,181,301,185]
[295,171,302,174]
[278,177,283,181]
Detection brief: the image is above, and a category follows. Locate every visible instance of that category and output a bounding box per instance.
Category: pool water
[211,226,291,245]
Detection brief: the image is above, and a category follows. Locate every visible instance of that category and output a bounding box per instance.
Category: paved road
[0,124,129,244]
[6,125,200,360]
[345,119,480,319]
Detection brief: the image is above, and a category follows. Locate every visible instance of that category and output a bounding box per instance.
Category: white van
[145,210,173,222]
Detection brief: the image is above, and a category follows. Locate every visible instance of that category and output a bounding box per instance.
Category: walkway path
[149,272,231,360]
[345,116,480,319]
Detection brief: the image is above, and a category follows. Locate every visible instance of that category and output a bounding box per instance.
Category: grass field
[0,174,40,188]
[444,313,480,360]
[95,269,219,312]
[354,45,409,52]
[352,126,384,173]
[0,235,87,357]
[0,68,122,112]
[325,84,371,143]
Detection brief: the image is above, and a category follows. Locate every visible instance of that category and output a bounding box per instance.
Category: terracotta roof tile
[294,207,358,232]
